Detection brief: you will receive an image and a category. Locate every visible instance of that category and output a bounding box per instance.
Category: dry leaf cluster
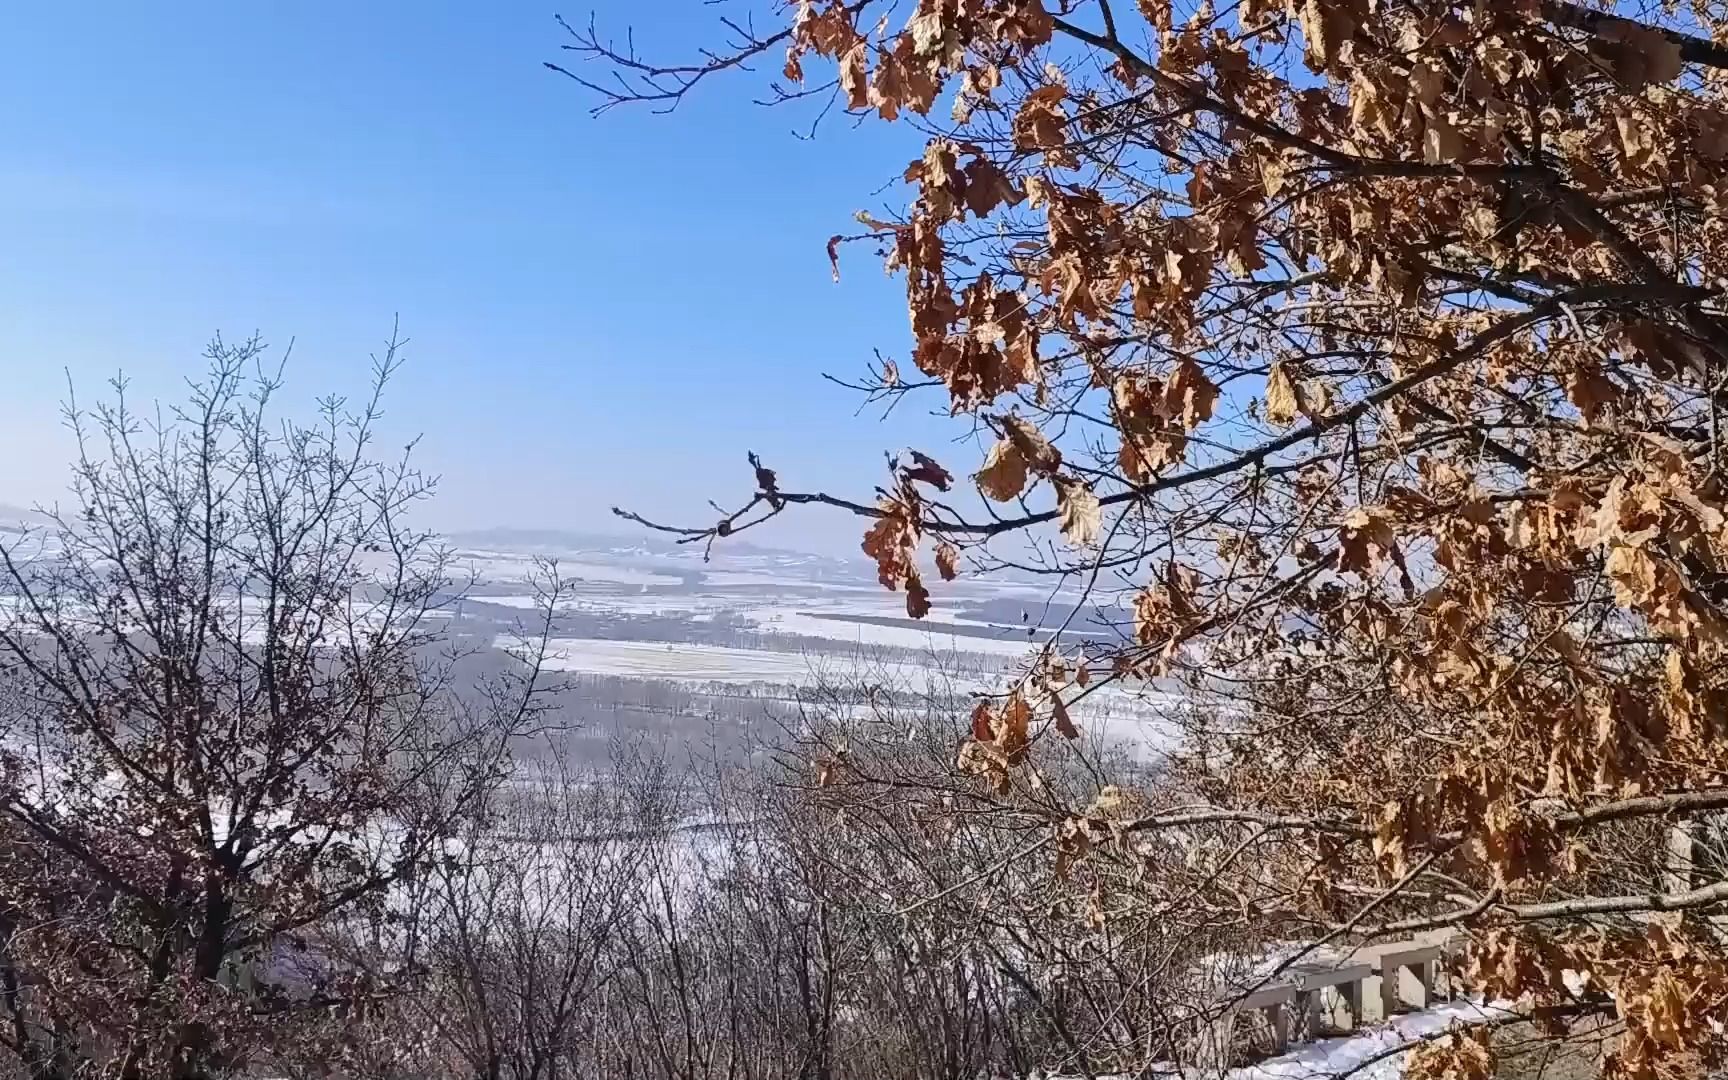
[580,0,1728,1074]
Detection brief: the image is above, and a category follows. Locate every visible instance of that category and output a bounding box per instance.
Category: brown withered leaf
[906,9,945,56]
[1000,413,1062,476]
[1132,588,1166,646]
[792,2,861,57]
[1384,485,1435,523]
[940,539,967,580]
[1624,966,1694,1053]
[1052,695,1079,739]
[1373,799,1420,877]
[935,540,961,581]
[1054,475,1101,547]
[1132,569,1200,648]
[1339,506,1399,577]
[970,699,995,741]
[814,757,837,787]
[1165,356,1218,429]
[1405,1024,1494,1080]
[1565,363,1621,426]
[1422,112,1466,164]
[1595,23,1686,90]
[1476,797,1559,888]
[910,140,962,221]
[1265,362,1300,426]
[999,691,1032,763]
[1135,0,1171,32]
[1606,543,1663,607]
[961,155,1023,219]
[861,496,919,589]
[975,437,1029,501]
[956,739,1011,794]
[749,451,778,494]
[861,518,908,586]
[870,46,905,121]
[905,569,932,619]
[1165,562,1200,621]
[1112,372,1187,481]
[1298,0,1356,71]
[1012,83,1068,153]
[1054,817,1090,878]
[901,449,953,490]
[839,40,870,110]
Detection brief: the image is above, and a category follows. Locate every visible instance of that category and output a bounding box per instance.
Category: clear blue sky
[0,2,956,552]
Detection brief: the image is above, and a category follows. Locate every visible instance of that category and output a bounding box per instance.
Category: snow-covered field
[533,637,1003,691]
[0,509,1168,749]
[462,574,1074,662]
[525,634,1182,756]
[434,532,1170,752]
[746,608,1043,655]
[453,549,686,587]
[1223,999,1518,1080]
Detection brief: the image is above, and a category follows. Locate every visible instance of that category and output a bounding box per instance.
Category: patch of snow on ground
[1227,999,1517,1080]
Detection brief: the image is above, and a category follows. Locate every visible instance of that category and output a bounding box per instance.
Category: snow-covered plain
[468,589,1057,658]
[533,637,972,686]
[746,608,1045,655]
[452,549,686,587]
[430,531,1171,754]
[0,509,1170,750]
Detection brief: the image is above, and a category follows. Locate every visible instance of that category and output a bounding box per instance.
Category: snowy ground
[452,549,686,587]
[1045,1000,1522,1080]
[465,587,1067,659]
[444,532,1182,757]
[738,607,1051,655]
[2,513,1171,751]
[533,636,1004,690]
[1224,999,1518,1080]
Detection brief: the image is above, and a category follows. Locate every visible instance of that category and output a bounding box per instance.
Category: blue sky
[0,2,956,552]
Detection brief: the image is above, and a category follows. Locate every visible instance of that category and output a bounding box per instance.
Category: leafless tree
[405,742,677,1080]
[0,334,557,1080]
